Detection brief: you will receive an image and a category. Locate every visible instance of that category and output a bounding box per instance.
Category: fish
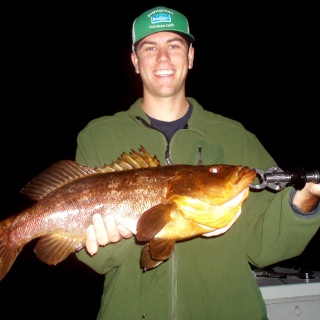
[0,146,256,280]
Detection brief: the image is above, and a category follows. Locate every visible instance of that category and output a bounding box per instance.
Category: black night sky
[2,2,319,319]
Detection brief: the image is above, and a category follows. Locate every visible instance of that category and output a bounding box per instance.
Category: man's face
[131,32,194,98]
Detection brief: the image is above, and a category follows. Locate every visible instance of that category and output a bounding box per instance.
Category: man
[75,6,320,319]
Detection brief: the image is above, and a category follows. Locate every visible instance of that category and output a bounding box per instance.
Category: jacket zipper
[135,116,176,317]
[165,142,172,164]
[135,116,173,164]
[196,146,203,165]
[171,251,178,320]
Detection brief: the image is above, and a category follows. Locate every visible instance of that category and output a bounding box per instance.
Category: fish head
[194,165,257,205]
[164,164,257,235]
[167,164,257,205]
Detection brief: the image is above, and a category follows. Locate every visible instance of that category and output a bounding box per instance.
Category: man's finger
[86,224,99,255]
[117,224,133,238]
[93,214,110,245]
[104,215,122,243]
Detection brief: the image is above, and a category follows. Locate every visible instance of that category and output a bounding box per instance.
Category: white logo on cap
[151,14,171,24]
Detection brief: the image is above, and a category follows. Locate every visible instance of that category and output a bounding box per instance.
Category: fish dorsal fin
[96,146,160,173]
[21,146,159,201]
[21,160,97,201]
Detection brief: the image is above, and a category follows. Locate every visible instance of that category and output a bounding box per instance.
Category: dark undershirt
[146,103,193,141]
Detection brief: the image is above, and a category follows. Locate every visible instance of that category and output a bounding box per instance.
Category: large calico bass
[0,146,256,280]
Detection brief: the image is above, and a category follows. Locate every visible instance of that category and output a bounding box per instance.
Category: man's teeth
[155,70,174,76]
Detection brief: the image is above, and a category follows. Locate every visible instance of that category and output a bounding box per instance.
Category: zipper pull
[165,144,172,165]
[196,147,203,165]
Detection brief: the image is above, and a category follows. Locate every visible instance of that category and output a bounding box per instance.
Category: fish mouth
[229,166,257,189]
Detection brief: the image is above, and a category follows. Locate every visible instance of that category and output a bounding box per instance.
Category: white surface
[255,267,320,320]
[260,282,320,299]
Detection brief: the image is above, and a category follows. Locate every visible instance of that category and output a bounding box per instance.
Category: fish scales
[0,146,256,280]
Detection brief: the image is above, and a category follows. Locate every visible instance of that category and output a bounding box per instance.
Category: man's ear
[188,46,195,69]
[131,52,139,73]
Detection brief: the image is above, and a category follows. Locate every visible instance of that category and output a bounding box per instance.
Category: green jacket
[75,98,320,320]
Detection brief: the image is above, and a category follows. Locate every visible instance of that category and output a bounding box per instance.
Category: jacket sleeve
[240,134,320,267]
[75,125,137,273]
[76,237,136,274]
[75,127,104,168]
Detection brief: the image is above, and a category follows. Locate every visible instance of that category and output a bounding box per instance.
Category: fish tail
[0,217,23,281]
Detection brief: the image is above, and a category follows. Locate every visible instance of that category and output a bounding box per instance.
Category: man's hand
[86,214,133,255]
[293,182,320,213]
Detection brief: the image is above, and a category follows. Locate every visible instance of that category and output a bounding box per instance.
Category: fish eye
[210,167,219,173]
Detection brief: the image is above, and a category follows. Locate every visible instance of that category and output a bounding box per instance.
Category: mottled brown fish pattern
[0,146,256,280]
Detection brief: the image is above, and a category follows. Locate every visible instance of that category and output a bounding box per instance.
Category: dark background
[2,2,319,319]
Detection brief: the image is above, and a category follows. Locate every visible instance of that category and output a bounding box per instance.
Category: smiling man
[75,6,320,320]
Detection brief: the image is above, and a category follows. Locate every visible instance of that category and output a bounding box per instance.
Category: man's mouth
[154,70,174,76]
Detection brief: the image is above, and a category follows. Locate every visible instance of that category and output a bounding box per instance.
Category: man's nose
[156,48,170,61]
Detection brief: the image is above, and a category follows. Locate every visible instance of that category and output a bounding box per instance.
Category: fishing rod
[249,166,320,191]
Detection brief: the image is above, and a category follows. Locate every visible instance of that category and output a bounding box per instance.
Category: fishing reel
[250,166,320,191]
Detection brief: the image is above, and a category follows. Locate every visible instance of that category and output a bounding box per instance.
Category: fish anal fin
[34,234,84,265]
[140,238,175,271]
[136,202,174,242]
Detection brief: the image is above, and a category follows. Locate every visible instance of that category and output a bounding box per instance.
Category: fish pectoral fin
[136,202,174,242]
[140,238,175,271]
[34,234,84,265]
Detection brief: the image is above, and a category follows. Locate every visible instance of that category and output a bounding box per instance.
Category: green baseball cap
[132,6,195,50]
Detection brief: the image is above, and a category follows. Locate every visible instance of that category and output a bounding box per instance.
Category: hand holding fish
[0,146,256,280]
[86,214,133,255]
[84,174,320,256]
